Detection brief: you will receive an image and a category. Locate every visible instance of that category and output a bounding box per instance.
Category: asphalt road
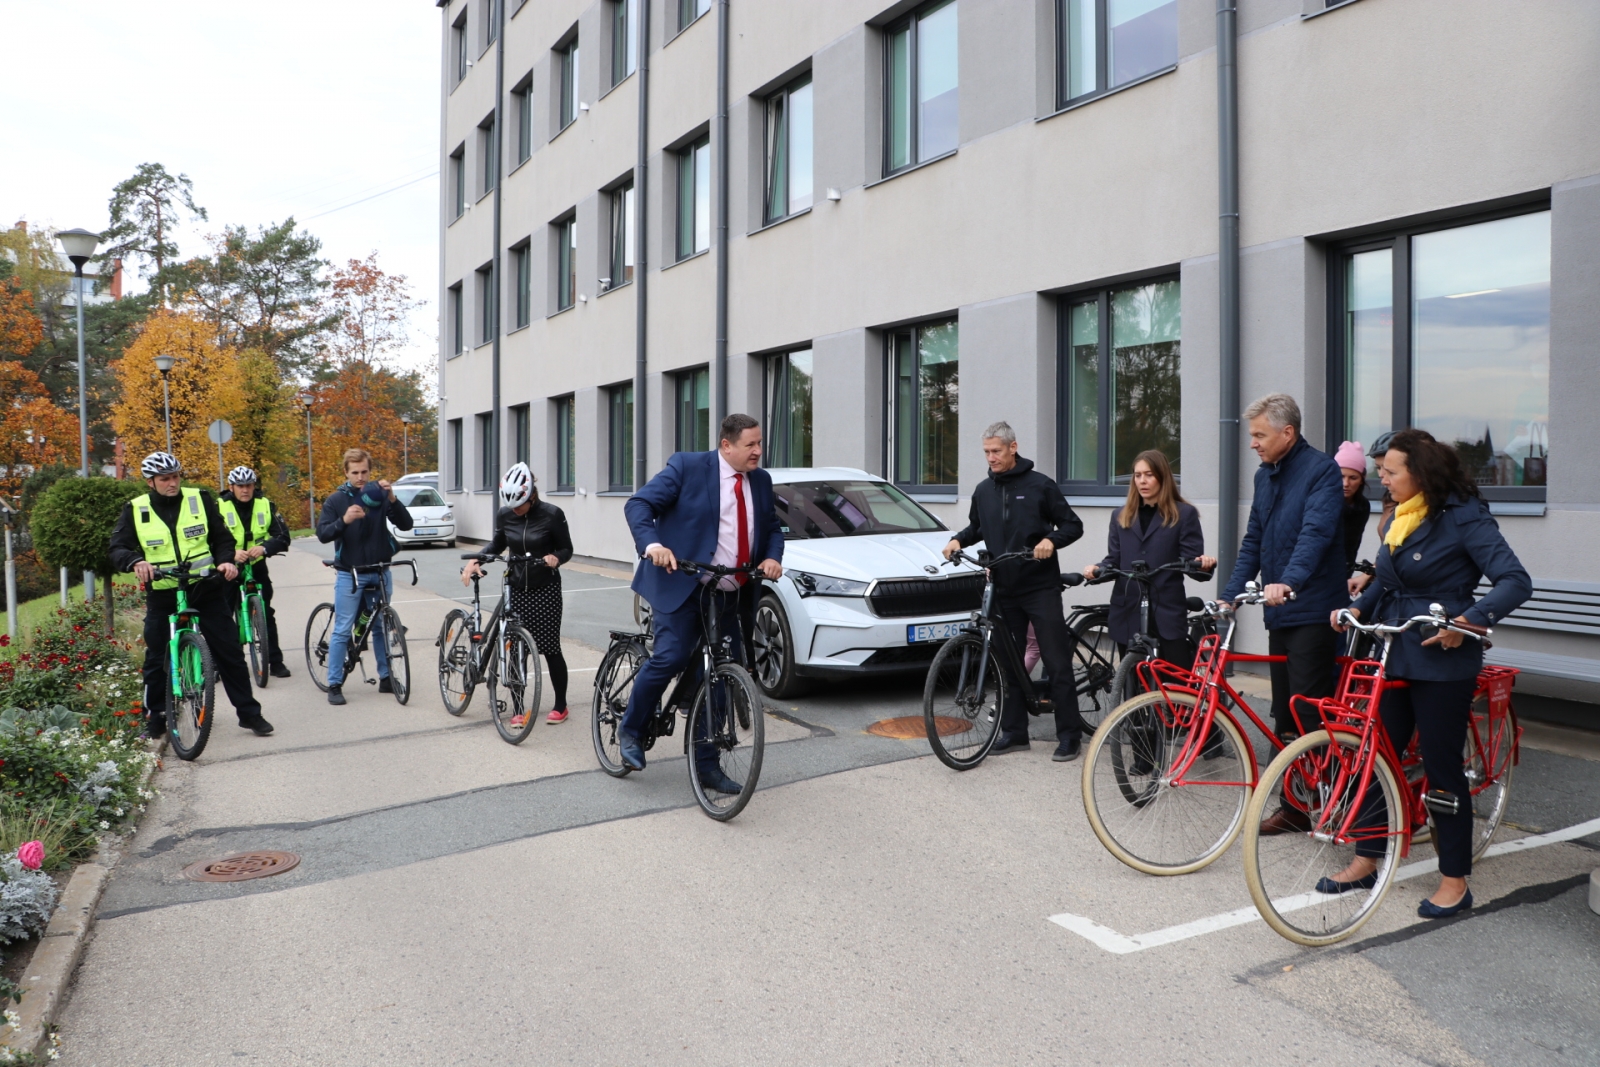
[54,542,1600,1066]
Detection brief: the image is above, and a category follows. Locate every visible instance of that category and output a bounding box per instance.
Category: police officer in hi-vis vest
[219,466,292,678]
[108,452,274,739]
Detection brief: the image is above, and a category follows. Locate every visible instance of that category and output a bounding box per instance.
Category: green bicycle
[236,559,271,689]
[149,561,218,761]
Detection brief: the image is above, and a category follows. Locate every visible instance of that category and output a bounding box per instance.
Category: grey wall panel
[955,293,1054,488]
[1239,238,1322,448]
[1548,173,1600,507]
[812,327,881,474]
[575,385,604,495]
[813,25,870,195]
[576,192,603,306]
[959,0,1037,144]
[1179,255,1220,501]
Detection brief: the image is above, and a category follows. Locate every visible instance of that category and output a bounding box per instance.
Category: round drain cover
[183,850,301,882]
[866,715,973,739]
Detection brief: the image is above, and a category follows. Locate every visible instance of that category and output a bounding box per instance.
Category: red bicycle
[1081,582,1290,875]
[1241,606,1519,946]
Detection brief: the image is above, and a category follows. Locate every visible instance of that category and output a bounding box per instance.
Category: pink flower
[17,841,44,871]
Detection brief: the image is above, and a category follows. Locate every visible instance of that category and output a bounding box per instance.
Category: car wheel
[751,595,806,698]
[447,539,456,548]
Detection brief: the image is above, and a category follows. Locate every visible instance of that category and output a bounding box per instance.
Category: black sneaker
[378,676,393,694]
[144,717,167,740]
[269,664,292,678]
[240,716,275,736]
[327,686,347,706]
[991,734,1031,754]
[1052,737,1082,762]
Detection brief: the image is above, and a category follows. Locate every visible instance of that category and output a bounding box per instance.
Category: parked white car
[746,468,988,697]
[389,483,455,548]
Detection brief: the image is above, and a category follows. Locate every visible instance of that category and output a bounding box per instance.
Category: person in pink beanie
[1335,440,1373,596]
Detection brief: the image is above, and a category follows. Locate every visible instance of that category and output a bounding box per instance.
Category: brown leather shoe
[1258,807,1311,836]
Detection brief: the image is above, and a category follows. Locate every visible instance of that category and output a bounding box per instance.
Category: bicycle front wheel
[437,610,476,715]
[922,633,1005,770]
[487,623,542,744]
[686,663,764,821]
[1070,614,1117,734]
[1242,729,1404,946]
[592,640,645,777]
[169,630,216,761]
[1082,692,1252,875]
[380,606,410,704]
[1466,698,1516,860]
[247,595,270,689]
[304,603,335,692]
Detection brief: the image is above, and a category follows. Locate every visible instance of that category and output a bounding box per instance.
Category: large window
[607,181,634,290]
[888,321,959,490]
[611,0,638,86]
[1059,278,1181,486]
[510,403,530,465]
[479,114,497,195]
[678,0,710,32]
[476,412,495,490]
[555,216,576,311]
[513,80,533,163]
[608,383,634,491]
[765,349,813,468]
[448,418,464,489]
[764,75,813,224]
[676,136,711,260]
[1059,0,1178,106]
[885,0,959,176]
[555,395,576,490]
[675,368,710,453]
[447,282,464,356]
[450,146,465,219]
[476,264,495,345]
[1333,207,1550,493]
[511,242,530,328]
[559,38,580,130]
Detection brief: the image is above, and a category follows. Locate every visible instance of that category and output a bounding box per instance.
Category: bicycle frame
[458,553,543,685]
[166,577,203,702]
[236,560,260,645]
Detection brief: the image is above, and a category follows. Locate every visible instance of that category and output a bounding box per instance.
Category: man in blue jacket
[621,413,784,789]
[1220,395,1346,825]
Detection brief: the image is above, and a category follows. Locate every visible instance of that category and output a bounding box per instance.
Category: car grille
[866,575,984,618]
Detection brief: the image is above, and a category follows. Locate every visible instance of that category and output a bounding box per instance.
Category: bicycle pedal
[364,678,377,686]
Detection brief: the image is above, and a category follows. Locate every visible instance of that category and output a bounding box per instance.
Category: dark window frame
[675,136,711,261]
[554,214,577,311]
[476,264,496,345]
[453,11,469,84]
[447,282,464,356]
[882,0,959,179]
[607,383,635,492]
[510,403,531,465]
[1055,0,1179,110]
[448,418,464,490]
[1325,198,1552,503]
[449,145,466,219]
[677,0,710,33]
[512,78,533,164]
[673,366,711,453]
[764,74,814,225]
[554,394,576,490]
[884,319,960,495]
[606,179,634,291]
[478,113,498,196]
[475,412,495,491]
[559,36,581,130]
[611,0,638,86]
[764,348,814,469]
[510,241,531,329]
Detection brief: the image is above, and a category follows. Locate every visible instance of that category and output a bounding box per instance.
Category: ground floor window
[887,320,958,491]
[675,367,710,452]
[608,383,634,491]
[554,395,576,490]
[765,349,813,468]
[448,418,463,490]
[1334,206,1549,493]
[475,412,495,490]
[1059,277,1180,486]
[510,404,530,465]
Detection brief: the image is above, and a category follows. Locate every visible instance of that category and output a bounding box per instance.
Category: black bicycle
[305,558,418,704]
[1088,559,1215,709]
[592,561,765,821]
[436,552,545,744]
[920,549,1117,770]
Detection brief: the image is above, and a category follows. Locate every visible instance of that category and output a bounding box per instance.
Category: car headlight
[789,570,869,598]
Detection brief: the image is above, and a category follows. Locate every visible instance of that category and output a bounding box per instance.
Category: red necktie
[734,472,750,586]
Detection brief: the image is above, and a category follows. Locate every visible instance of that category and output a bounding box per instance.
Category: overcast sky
[0,0,442,376]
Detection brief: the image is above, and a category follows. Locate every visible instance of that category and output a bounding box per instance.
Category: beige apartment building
[435,0,1600,711]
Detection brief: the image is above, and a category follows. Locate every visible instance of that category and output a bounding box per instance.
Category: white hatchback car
[747,468,989,697]
[389,483,456,548]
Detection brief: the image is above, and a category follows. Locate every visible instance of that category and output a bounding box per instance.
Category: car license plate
[907,622,963,644]
[414,529,437,537]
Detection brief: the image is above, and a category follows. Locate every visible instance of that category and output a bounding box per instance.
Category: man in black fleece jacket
[944,421,1086,760]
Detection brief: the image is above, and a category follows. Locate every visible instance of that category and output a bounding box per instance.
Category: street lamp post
[300,393,315,526]
[57,228,101,606]
[153,354,175,454]
[400,414,411,476]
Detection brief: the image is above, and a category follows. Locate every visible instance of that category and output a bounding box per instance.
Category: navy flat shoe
[620,734,646,772]
[1314,872,1379,895]
[1418,890,1472,919]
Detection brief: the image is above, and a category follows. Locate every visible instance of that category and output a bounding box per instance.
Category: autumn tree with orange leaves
[110,310,245,484]
[0,361,79,500]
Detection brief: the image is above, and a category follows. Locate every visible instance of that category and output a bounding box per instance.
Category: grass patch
[4,576,140,662]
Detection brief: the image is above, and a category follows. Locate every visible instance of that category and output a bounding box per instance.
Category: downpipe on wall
[1216,0,1241,590]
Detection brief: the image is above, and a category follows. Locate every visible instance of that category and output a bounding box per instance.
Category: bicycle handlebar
[1086,559,1214,586]
[321,558,419,585]
[675,559,763,578]
[1334,605,1489,642]
[460,551,549,566]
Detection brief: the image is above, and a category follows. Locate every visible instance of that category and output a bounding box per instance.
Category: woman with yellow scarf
[1326,429,1530,919]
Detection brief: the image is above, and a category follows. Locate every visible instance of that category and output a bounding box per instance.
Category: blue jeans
[326,569,393,687]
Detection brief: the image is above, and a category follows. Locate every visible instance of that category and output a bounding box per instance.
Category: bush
[28,477,143,579]
[18,466,76,528]
[0,847,58,944]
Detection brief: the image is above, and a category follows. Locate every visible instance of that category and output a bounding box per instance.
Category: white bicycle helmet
[140,451,182,477]
[227,465,259,486]
[499,462,535,508]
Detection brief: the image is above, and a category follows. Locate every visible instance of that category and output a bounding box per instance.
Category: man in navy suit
[621,413,785,785]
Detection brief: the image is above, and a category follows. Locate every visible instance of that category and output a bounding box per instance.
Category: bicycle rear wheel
[1242,729,1404,946]
[922,633,1005,771]
[247,595,270,689]
[488,623,542,744]
[1466,699,1516,860]
[1082,692,1252,875]
[169,630,216,761]
[592,640,645,777]
[686,663,764,821]
[1070,614,1117,734]
[380,606,410,704]
[304,603,336,692]
[436,610,476,715]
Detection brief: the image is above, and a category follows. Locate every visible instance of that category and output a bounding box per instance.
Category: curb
[1,735,165,1058]
[1590,868,1599,917]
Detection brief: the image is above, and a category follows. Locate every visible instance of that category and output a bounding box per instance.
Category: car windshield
[396,486,445,507]
[772,480,945,538]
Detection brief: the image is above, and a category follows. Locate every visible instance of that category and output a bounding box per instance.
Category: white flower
[98,820,109,830]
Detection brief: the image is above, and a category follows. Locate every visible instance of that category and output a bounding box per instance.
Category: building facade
[436,0,1600,706]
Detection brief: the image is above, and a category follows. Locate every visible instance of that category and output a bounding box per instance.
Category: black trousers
[1268,622,1340,738]
[142,584,263,724]
[1356,676,1478,878]
[995,587,1085,743]
[227,564,284,668]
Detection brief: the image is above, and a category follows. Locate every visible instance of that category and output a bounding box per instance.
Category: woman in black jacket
[1082,450,1215,670]
[462,464,575,723]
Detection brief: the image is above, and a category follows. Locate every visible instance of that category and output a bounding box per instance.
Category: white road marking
[1050,815,1600,954]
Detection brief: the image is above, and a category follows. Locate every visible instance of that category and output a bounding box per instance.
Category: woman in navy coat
[1083,450,1215,669]
[1330,429,1531,918]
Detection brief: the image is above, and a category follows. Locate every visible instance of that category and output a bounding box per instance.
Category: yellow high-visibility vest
[220,496,272,549]
[131,488,211,590]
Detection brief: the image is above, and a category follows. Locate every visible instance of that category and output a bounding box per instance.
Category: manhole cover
[183,850,301,882]
[866,716,973,739]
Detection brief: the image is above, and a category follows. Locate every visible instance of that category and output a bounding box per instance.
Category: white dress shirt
[710,453,756,589]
